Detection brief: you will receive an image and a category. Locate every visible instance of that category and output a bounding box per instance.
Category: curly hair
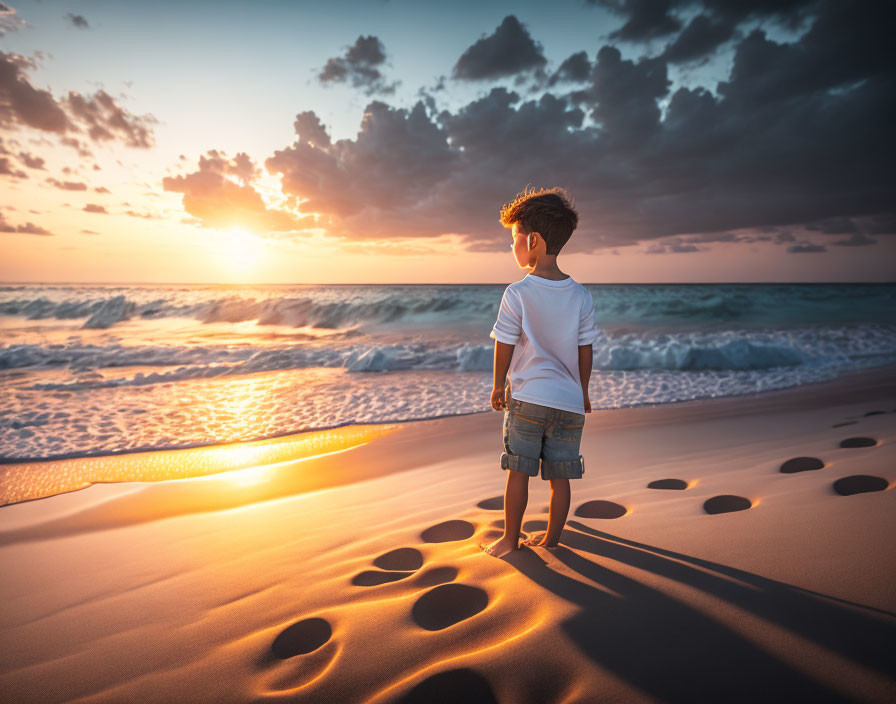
[499,185,579,256]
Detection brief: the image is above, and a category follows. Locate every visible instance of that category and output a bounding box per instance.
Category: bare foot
[521,531,559,548]
[478,536,519,558]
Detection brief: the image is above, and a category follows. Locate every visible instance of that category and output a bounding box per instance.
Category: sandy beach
[1,367,894,703]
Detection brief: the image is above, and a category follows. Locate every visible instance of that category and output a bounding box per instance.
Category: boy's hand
[490,387,507,411]
[584,394,592,413]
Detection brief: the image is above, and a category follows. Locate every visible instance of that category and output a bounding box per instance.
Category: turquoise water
[1,282,895,460]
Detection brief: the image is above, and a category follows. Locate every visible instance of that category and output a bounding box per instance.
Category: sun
[224,227,262,275]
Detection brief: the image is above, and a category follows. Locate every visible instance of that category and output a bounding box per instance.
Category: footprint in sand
[840,437,877,448]
[374,546,424,571]
[411,583,489,630]
[270,617,332,659]
[371,524,488,633]
[421,519,476,542]
[647,478,688,490]
[352,546,459,587]
[779,457,825,474]
[352,522,490,634]
[397,668,499,704]
[264,519,488,694]
[476,496,504,510]
[833,475,890,496]
[260,616,336,693]
[574,499,628,519]
[352,547,425,586]
[703,495,752,514]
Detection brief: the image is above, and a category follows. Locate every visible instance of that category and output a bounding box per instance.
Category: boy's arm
[578,344,593,413]
[578,288,596,413]
[489,287,521,410]
[491,341,515,410]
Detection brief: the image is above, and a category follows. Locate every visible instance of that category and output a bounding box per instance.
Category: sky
[1,0,894,284]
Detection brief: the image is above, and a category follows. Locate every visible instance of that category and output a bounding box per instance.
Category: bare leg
[480,469,530,558]
[523,478,570,548]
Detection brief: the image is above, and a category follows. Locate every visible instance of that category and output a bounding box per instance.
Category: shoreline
[1,363,893,523]
[3,361,895,470]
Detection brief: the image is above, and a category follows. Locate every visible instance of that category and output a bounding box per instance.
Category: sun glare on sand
[0,424,400,506]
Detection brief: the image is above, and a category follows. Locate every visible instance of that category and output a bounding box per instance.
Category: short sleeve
[490,286,522,344]
[578,288,598,346]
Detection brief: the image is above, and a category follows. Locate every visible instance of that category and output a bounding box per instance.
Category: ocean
[2,282,895,462]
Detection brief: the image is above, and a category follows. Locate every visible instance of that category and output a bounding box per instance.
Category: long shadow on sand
[503,521,896,703]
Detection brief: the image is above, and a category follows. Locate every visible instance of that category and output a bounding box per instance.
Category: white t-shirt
[490,273,598,415]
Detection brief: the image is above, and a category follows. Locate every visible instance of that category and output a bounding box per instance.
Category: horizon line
[1,280,895,286]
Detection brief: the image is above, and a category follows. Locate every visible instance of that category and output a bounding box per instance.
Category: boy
[479,186,597,559]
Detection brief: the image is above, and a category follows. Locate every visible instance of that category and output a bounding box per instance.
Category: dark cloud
[125,209,161,219]
[438,88,583,159]
[865,214,896,235]
[163,150,314,233]
[683,231,739,244]
[596,0,683,41]
[832,233,876,247]
[806,216,857,234]
[415,75,448,117]
[0,51,157,149]
[787,242,826,253]
[267,100,457,227]
[452,15,547,82]
[0,52,71,132]
[260,0,892,253]
[64,90,156,148]
[727,2,895,103]
[567,0,896,249]
[60,136,93,157]
[81,229,99,235]
[293,111,331,148]
[94,186,110,193]
[83,203,107,213]
[591,0,820,64]
[46,177,88,191]
[644,239,701,253]
[577,45,670,146]
[17,151,45,169]
[317,35,399,96]
[64,13,89,29]
[661,13,737,64]
[0,156,26,178]
[177,2,893,256]
[0,2,26,36]
[701,0,820,30]
[547,51,592,87]
[0,211,52,235]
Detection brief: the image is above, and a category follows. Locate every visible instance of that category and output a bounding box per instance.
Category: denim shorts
[501,385,586,480]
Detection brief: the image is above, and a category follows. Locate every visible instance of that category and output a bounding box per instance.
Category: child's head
[499,186,579,260]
